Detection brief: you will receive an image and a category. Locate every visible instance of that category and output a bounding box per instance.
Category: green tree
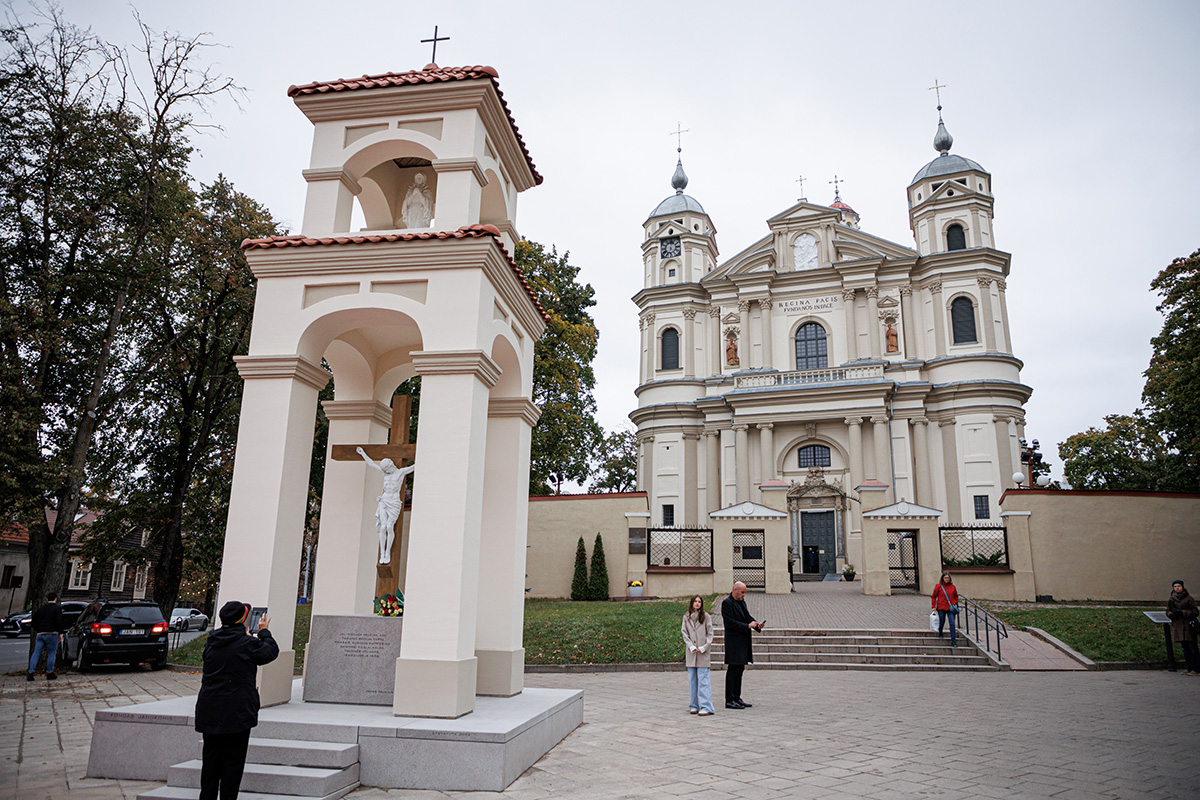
[588,426,638,493]
[516,239,602,495]
[1142,248,1200,489]
[587,532,609,601]
[1059,412,1187,491]
[569,535,588,601]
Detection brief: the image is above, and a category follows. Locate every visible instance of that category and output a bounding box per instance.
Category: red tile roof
[241,224,548,321]
[288,65,542,186]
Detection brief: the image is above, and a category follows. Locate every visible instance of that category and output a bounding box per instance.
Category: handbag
[929,610,939,631]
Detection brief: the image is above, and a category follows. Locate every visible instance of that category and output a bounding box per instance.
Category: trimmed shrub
[570,535,589,601]
[588,532,610,601]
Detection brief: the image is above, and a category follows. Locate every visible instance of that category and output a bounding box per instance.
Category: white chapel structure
[630,113,1032,578]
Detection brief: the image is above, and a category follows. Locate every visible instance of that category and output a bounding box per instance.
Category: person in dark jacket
[721,581,763,709]
[27,592,64,681]
[1166,580,1199,675]
[195,601,279,800]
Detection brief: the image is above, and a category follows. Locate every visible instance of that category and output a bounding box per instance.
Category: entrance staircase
[137,736,360,800]
[711,627,999,671]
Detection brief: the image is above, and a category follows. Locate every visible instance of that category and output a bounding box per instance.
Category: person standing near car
[194,601,279,800]
[27,592,64,681]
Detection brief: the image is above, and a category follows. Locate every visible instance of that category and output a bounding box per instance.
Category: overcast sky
[36,1,1200,480]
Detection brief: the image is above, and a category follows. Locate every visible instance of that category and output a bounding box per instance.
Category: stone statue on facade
[886,322,899,353]
[401,172,434,228]
[357,447,417,565]
[793,233,818,271]
[726,335,739,366]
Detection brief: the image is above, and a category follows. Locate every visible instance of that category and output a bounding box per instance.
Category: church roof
[648,193,706,218]
[288,65,542,186]
[240,224,549,321]
[911,153,988,184]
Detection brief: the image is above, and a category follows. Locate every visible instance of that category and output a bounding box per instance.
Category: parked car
[1,601,89,638]
[169,607,209,632]
[62,601,169,671]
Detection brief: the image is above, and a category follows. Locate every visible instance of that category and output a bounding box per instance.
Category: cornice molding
[411,349,501,388]
[488,397,541,426]
[321,399,392,427]
[234,355,331,390]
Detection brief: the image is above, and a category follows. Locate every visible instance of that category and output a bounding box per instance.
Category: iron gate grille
[647,527,713,569]
[732,530,765,589]
[938,525,1009,568]
[887,530,918,590]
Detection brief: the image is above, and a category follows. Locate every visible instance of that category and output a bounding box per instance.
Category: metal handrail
[958,595,1008,662]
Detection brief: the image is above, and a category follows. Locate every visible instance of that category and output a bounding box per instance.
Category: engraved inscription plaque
[303,614,404,705]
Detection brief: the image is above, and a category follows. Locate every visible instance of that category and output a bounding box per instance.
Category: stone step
[745,652,991,666]
[714,643,970,656]
[167,759,359,797]
[189,738,360,770]
[711,661,997,672]
[715,636,957,648]
[137,785,358,800]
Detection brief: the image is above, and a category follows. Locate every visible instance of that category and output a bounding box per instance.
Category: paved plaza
[3,663,1198,799]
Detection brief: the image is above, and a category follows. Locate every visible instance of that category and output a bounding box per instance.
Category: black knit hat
[219,600,250,627]
[1172,580,1185,588]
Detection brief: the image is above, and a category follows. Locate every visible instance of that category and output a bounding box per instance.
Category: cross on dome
[928,77,954,156]
[668,122,690,194]
[829,174,845,201]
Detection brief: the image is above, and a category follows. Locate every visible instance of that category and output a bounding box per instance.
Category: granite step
[191,737,360,769]
[137,786,357,800]
[167,759,359,797]
[711,661,997,672]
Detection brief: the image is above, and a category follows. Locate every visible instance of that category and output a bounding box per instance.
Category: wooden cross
[929,77,947,110]
[421,25,450,64]
[669,122,689,153]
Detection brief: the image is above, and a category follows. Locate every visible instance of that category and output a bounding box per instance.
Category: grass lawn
[984,604,1178,664]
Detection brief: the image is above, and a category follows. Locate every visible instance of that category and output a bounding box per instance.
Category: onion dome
[911,111,988,184]
[647,156,706,219]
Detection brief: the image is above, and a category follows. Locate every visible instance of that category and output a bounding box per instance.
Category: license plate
[118,628,144,636]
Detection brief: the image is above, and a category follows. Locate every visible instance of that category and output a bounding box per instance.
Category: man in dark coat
[721,581,763,709]
[27,592,64,681]
[195,601,279,800]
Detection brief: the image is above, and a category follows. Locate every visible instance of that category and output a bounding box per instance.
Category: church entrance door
[800,511,837,576]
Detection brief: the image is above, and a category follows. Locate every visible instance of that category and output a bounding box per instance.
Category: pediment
[706,235,773,282]
[721,313,739,324]
[877,295,899,308]
[926,178,986,204]
[766,201,842,226]
[829,226,919,261]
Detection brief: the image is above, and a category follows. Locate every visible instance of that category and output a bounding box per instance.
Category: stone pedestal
[304,614,404,706]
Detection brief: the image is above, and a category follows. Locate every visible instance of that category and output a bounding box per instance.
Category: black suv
[1,601,89,637]
[63,601,169,671]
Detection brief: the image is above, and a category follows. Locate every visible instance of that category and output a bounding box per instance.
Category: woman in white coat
[681,594,715,716]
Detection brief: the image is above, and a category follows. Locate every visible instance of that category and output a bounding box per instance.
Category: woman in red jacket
[932,572,960,647]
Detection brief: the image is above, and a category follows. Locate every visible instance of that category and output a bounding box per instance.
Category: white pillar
[842,288,859,360]
[734,424,750,503]
[475,397,539,697]
[899,284,916,359]
[865,286,882,359]
[977,276,997,352]
[301,169,359,236]
[996,278,1013,353]
[430,157,485,230]
[708,306,721,374]
[993,415,1015,492]
[758,298,774,369]
[758,423,775,488]
[312,399,392,617]
[683,433,700,525]
[705,430,721,513]
[644,311,656,378]
[394,350,498,719]
[911,417,933,507]
[871,415,891,500]
[940,418,961,521]
[845,416,864,535]
[929,280,947,357]
[219,355,328,707]
[738,300,752,368]
[682,308,697,378]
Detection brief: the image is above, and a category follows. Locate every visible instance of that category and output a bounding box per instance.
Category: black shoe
[46,672,57,680]
[26,673,34,682]
[737,700,753,708]
[950,641,957,648]
[725,701,745,709]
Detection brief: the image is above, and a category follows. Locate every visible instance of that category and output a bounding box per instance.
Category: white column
[996,278,1013,353]
[734,424,750,503]
[929,280,947,357]
[683,433,700,525]
[757,423,775,491]
[911,417,933,507]
[842,288,859,360]
[871,415,891,500]
[682,308,697,378]
[708,306,721,374]
[758,298,774,369]
[705,430,721,513]
[845,416,864,535]
[899,284,916,359]
[993,415,1015,492]
[300,169,359,236]
[312,399,392,617]
[475,397,539,697]
[430,157,486,230]
[644,311,656,377]
[219,355,328,707]
[940,418,961,521]
[977,276,997,352]
[738,300,752,368]
[865,286,882,359]
[394,350,498,719]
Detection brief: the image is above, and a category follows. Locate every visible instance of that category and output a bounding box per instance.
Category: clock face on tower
[660,236,681,258]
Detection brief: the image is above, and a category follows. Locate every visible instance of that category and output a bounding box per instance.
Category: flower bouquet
[374,591,404,616]
[841,563,857,581]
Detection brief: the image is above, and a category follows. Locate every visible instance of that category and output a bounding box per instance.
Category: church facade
[629,116,1032,578]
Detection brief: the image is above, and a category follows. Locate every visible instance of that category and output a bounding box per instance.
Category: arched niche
[480,168,509,229]
[344,139,441,231]
[297,306,424,371]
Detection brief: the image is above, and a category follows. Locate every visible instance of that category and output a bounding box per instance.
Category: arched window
[946,223,966,251]
[950,296,978,344]
[660,327,680,370]
[797,444,832,468]
[794,323,828,371]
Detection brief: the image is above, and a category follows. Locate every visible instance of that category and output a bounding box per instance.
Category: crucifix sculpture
[330,394,416,592]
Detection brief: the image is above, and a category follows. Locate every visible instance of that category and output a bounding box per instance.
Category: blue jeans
[687,667,714,713]
[937,609,958,643]
[29,633,59,674]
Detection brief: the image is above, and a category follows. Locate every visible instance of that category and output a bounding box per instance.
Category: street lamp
[1018,438,1044,488]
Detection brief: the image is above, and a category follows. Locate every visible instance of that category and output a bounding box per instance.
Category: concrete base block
[90,679,583,793]
[475,647,524,696]
[393,655,476,718]
[258,650,295,708]
[861,570,892,596]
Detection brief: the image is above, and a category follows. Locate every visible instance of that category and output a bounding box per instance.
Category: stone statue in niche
[726,335,739,366]
[885,322,899,353]
[357,447,417,565]
[401,172,433,228]
[793,233,818,270]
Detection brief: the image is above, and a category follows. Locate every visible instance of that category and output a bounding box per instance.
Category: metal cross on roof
[669,122,689,153]
[829,174,845,201]
[421,25,450,64]
[795,175,806,201]
[929,77,947,111]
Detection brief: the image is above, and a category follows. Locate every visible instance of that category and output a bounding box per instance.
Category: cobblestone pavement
[4,666,1199,799]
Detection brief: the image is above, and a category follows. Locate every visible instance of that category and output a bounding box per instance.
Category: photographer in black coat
[194,601,279,800]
